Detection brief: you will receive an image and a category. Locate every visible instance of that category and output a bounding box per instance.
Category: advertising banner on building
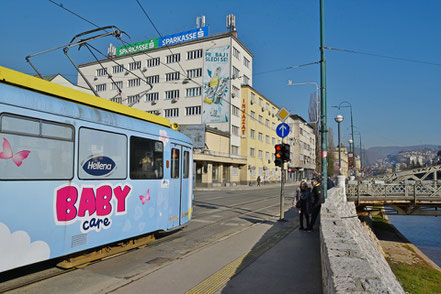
[178,124,205,149]
[116,38,159,56]
[202,45,230,124]
[159,27,208,47]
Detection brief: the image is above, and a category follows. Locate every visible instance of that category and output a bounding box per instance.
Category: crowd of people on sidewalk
[293,175,333,231]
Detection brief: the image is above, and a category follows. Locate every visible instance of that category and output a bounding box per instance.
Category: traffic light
[281,143,290,161]
[274,144,283,167]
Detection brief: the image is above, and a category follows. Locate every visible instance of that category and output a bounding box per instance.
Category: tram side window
[0,114,74,180]
[78,128,127,180]
[183,151,189,179]
[171,148,180,178]
[130,136,163,179]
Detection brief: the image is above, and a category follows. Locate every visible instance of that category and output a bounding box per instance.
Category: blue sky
[1,0,440,148]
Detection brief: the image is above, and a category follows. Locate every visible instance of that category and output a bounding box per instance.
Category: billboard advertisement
[116,27,208,57]
[202,45,230,123]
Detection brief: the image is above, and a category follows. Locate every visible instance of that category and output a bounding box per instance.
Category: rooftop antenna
[108,43,116,57]
[226,14,236,31]
[197,15,206,28]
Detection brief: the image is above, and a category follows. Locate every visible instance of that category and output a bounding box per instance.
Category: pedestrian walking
[257,176,261,186]
[307,177,324,232]
[294,181,311,230]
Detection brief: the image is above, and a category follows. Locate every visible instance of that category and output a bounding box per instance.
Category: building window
[266,152,269,160]
[147,57,160,67]
[232,86,240,98]
[272,122,275,130]
[166,53,180,63]
[146,92,159,101]
[112,65,124,73]
[233,47,240,60]
[243,57,250,68]
[185,106,201,116]
[258,150,262,159]
[96,68,107,77]
[164,108,179,117]
[112,81,123,90]
[96,83,106,92]
[127,94,140,105]
[272,137,275,145]
[165,72,180,81]
[233,66,240,79]
[165,90,179,100]
[265,119,269,127]
[258,132,263,142]
[250,111,255,120]
[186,87,202,97]
[187,49,203,60]
[232,105,240,117]
[187,68,202,78]
[258,115,263,124]
[232,125,239,136]
[259,98,263,107]
[265,135,269,144]
[129,61,141,70]
[250,129,255,139]
[250,93,255,104]
[128,78,141,87]
[146,75,160,84]
[242,75,249,86]
[111,97,122,104]
[232,146,239,156]
[250,148,255,157]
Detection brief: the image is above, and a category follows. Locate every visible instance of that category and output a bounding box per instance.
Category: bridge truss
[347,165,441,216]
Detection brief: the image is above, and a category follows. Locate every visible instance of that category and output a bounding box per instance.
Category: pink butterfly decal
[0,138,31,167]
[139,189,151,205]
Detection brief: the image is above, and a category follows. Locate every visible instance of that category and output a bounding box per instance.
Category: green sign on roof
[116,38,159,56]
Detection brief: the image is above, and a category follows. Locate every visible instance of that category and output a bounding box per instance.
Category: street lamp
[332,101,354,154]
[334,115,344,175]
[287,81,319,123]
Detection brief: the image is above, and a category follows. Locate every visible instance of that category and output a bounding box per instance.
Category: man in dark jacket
[307,177,324,231]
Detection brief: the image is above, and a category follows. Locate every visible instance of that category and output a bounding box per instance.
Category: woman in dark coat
[295,181,311,230]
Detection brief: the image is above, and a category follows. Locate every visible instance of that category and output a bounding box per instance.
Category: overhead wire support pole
[320,0,328,197]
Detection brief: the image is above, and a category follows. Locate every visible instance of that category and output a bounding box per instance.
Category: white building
[77,23,253,187]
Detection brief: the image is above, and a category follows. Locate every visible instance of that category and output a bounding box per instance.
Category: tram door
[169,145,192,227]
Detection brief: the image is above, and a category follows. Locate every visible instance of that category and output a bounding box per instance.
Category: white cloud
[0,222,50,272]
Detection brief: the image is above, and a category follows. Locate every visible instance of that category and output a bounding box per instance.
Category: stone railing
[320,187,404,293]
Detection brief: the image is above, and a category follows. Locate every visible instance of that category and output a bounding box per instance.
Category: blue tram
[0,66,193,272]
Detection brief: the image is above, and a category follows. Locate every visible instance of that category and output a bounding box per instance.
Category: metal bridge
[346,165,441,216]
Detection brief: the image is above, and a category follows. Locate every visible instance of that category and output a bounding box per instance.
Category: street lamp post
[287,81,319,124]
[332,101,354,154]
[348,139,353,175]
[334,115,344,175]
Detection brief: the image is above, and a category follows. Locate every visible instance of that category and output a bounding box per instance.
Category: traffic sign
[276,123,290,138]
[276,107,290,122]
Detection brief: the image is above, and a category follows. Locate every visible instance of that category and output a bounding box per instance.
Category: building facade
[286,115,316,181]
[77,27,254,187]
[240,85,282,185]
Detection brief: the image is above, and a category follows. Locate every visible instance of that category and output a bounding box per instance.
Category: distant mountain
[366,145,441,165]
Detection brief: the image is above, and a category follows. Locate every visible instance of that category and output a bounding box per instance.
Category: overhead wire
[47,0,319,125]
[325,46,441,67]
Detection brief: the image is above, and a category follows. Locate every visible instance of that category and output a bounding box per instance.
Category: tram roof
[0,66,171,127]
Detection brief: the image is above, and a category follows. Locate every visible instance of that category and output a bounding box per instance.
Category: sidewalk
[217,209,322,294]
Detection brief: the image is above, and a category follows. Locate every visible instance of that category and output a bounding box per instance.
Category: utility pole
[320,0,328,197]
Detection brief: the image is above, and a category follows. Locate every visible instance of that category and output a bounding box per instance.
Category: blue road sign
[276,123,290,138]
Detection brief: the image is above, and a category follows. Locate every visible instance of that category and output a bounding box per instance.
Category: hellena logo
[82,156,116,176]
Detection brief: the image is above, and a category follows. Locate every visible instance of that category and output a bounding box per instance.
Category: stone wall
[320,187,404,293]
